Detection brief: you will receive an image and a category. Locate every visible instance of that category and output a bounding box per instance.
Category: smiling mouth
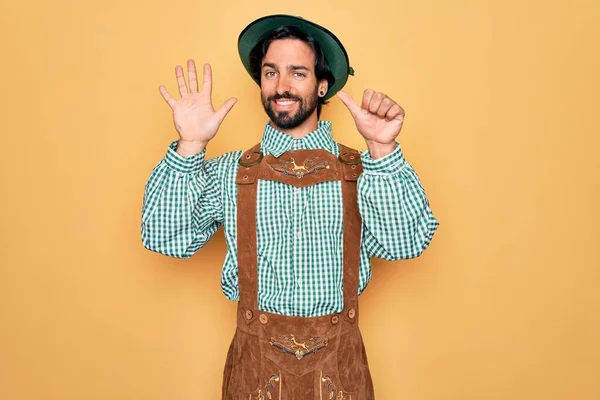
[273,99,298,106]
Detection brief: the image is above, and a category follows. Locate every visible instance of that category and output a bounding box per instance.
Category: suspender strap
[338,144,363,322]
[235,143,262,323]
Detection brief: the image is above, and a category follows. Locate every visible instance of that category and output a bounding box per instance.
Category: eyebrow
[262,62,310,72]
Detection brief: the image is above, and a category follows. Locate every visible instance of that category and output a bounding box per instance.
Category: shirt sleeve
[357,142,439,260]
[141,140,226,258]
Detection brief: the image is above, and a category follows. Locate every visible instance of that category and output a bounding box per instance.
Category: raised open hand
[159,59,237,147]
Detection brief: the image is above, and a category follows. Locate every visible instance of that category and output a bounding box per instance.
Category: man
[142,14,439,399]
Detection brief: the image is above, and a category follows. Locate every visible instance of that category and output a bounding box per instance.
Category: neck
[269,112,319,139]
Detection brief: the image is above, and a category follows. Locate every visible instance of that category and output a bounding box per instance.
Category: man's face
[260,39,322,130]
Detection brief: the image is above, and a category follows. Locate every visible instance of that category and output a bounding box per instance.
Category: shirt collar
[260,120,337,158]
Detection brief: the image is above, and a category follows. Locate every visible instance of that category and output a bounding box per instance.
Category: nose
[275,75,291,95]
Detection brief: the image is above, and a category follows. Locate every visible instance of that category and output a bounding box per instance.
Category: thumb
[215,97,237,123]
[337,91,362,118]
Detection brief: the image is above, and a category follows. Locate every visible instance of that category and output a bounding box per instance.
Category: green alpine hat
[238,14,354,101]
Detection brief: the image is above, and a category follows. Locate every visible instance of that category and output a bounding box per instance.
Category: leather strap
[338,144,363,322]
[235,143,261,323]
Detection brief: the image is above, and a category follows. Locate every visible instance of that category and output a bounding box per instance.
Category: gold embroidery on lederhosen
[269,156,331,179]
[251,373,282,400]
[270,334,328,360]
[320,371,351,400]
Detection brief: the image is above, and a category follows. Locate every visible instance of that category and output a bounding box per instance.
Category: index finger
[201,63,212,100]
[361,89,374,110]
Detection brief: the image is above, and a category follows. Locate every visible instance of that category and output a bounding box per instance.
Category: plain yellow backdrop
[1,0,599,399]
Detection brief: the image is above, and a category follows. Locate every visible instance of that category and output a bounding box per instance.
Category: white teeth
[275,100,296,105]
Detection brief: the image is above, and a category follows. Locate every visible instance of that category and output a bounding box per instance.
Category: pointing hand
[337,89,405,146]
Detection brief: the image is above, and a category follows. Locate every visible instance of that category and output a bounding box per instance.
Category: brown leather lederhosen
[222,143,375,400]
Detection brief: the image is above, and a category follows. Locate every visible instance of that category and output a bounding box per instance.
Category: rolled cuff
[360,142,405,175]
[164,140,206,173]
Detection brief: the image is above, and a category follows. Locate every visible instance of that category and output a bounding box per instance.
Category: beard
[261,87,319,130]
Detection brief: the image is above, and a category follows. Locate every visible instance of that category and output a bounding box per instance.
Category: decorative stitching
[270,157,330,179]
[320,371,351,400]
[251,373,281,400]
[270,334,328,360]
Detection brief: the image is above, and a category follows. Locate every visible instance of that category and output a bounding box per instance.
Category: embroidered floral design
[270,157,330,179]
[251,373,281,400]
[320,372,351,400]
[270,334,328,360]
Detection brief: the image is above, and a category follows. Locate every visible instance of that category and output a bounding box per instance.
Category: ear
[318,79,329,97]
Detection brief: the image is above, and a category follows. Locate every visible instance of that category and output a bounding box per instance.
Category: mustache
[268,93,302,102]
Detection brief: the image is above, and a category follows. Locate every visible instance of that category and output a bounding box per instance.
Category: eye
[264,71,276,78]
[293,72,306,79]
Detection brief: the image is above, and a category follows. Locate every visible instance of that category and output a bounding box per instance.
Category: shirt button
[331,315,339,325]
[245,310,253,320]
[296,278,303,286]
[295,231,302,239]
[295,188,301,194]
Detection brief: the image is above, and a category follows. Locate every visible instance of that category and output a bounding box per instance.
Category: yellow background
[1,0,599,399]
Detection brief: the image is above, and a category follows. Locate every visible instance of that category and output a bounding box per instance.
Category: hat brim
[238,14,352,101]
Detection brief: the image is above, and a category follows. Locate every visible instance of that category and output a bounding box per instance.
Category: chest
[253,179,343,234]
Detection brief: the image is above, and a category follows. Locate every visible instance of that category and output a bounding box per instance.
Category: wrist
[365,140,396,160]
[176,140,208,157]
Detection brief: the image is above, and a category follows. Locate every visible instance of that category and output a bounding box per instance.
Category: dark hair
[248,25,335,118]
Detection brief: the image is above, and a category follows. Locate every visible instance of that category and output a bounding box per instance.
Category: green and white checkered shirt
[142,120,439,317]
